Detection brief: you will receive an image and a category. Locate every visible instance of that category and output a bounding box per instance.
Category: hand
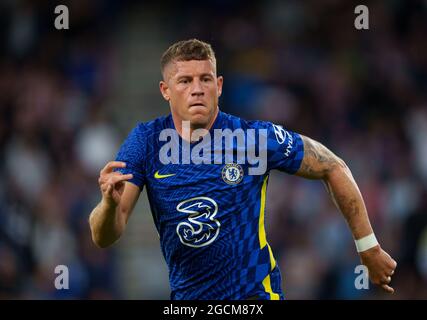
[98,161,133,208]
[359,245,397,294]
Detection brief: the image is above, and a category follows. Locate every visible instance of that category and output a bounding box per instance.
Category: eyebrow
[176,73,214,80]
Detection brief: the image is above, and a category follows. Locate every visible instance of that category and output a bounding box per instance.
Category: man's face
[160,59,223,129]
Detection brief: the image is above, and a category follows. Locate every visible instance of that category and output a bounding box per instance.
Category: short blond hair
[160,39,217,75]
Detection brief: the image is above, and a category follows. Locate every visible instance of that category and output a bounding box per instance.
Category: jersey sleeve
[265,122,304,174]
[114,123,147,189]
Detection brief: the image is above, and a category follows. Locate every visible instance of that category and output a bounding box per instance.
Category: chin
[190,114,210,128]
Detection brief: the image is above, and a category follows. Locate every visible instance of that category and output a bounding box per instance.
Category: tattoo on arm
[296,135,372,237]
[296,135,346,179]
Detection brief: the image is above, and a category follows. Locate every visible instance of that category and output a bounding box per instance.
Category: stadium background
[0,0,426,299]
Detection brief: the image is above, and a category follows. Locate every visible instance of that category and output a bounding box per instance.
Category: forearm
[297,135,374,240]
[296,135,396,292]
[323,164,373,240]
[89,200,125,248]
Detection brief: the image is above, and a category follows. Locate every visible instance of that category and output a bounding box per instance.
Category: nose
[191,79,204,96]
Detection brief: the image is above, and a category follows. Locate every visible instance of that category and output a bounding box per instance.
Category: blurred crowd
[1,0,426,299]
[0,0,125,298]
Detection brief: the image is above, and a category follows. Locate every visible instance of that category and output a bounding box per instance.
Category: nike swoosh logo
[154,171,176,179]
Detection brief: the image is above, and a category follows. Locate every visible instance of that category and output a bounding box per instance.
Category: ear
[217,76,224,98]
[159,81,170,101]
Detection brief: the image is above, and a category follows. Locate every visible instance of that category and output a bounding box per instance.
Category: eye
[178,78,190,84]
[202,77,212,82]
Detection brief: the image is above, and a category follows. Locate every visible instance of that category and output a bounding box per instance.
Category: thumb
[106,184,114,197]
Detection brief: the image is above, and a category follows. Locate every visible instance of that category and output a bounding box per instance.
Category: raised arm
[296,135,397,293]
[89,161,141,248]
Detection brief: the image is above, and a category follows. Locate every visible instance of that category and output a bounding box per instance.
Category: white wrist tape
[355,233,378,252]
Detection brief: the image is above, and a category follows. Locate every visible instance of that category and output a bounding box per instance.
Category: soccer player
[88,39,397,299]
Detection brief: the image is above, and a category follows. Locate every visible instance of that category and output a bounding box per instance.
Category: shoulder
[221,113,299,147]
[220,111,271,130]
[127,114,172,140]
[140,114,171,134]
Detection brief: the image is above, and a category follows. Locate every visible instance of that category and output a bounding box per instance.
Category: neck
[172,107,219,142]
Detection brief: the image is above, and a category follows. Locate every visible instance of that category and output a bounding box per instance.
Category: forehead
[165,59,216,79]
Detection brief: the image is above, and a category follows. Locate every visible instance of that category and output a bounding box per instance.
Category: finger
[379,275,391,284]
[383,276,391,284]
[390,270,395,276]
[109,174,133,185]
[381,284,394,294]
[99,171,124,185]
[100,161,126,175]
[387,258,398,270]
[392,259,397,269]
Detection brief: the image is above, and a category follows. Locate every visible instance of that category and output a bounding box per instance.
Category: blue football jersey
[115,111,304,300]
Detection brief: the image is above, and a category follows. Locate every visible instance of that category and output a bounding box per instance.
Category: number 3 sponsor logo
[176,197,220,248]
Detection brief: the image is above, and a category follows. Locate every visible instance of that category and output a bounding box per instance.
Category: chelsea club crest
[222,163,244,185]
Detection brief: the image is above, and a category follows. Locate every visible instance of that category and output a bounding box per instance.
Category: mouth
[189,102,206,108]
